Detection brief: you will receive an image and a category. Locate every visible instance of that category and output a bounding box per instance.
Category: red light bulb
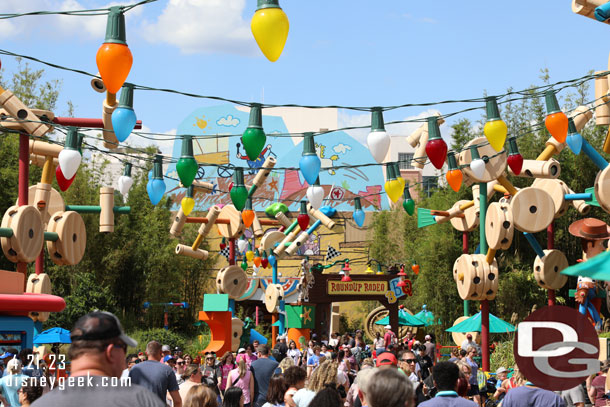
[56,165,76,191]
[507,153,523,176]
[397,278,407,287]
[426,138,448,169]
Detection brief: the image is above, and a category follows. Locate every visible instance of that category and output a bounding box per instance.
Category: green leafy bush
[490,337,515,372]
[128,328,188,354]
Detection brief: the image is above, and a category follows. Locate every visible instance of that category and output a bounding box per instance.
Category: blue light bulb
[299,154,321,185]
[112,106,137,142]
[147,178,166,205]
[148,170,153,180]
[566,131,583,155]
[353,208,365,227]
[268,253,277,268]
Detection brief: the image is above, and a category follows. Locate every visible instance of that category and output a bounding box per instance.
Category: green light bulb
[176,135,199,187]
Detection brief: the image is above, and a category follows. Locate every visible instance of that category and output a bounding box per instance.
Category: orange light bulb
[446,169,463,192]
[545,112,568,143]
[242,209,255,228]
[96,7,133,94]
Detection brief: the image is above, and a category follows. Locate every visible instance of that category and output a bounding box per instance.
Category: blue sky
[0,0,607,151]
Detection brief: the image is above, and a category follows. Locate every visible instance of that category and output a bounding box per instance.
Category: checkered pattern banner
[325,245,341,262]
[219,247,230,261]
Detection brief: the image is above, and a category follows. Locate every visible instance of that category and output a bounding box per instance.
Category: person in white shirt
[460,333,479,352]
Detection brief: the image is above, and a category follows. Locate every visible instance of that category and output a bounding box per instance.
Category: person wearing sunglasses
[175,358,187,385]
[31,311,164,407]
[398,350,419,384]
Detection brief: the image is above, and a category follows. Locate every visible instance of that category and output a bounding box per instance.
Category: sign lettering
[327,280,389,295]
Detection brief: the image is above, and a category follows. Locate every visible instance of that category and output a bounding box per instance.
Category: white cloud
[333,143,351,154]
[216,114,240,127]
[141,0,256,55]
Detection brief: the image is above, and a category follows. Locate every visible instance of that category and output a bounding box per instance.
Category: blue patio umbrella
[445,312,515,334]
[561,250,610,280]
[414,305,440,327]
[375,309,425,327]
[33,328,71,345]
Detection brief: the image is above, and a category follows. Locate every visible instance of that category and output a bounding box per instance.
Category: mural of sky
[165,104,387,212]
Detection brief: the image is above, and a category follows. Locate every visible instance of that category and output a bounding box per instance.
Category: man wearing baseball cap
[376,352,398,369]
[383,325,397,349]
[31,311,163,407]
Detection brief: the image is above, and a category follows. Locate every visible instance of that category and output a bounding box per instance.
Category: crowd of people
[2,312,609,407]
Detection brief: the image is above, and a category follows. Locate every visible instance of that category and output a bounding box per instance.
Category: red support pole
[462,232,468,254]
[547,222,555,306]
[255,306,259,326]
[53,117,142,129]
[17,134,29,286]
[229,238,236,266]
[481,299,490,371]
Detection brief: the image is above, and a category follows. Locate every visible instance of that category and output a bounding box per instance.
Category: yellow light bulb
[483,119,508,152]
[246,250,255,262]
[181,196,195,216]
[251,7,289,62]
[384,180,403,203]
[365,265,374,274]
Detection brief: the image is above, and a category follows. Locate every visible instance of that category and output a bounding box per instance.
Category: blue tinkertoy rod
[523,232,545,258]
[581,138,609,170]
[565,193,592,201]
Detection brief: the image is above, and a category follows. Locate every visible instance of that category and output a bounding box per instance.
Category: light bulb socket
[427,116,442,140]
[568,117,577,135]
[117,83,134,109]
[545,90,561,114]
[371,107,386,132]
[485,96,501,121]
[233,167,245,187]
[104,6,127,45]
[299,200,307,214]
[507,136,519,156]
[123,163,132,176]
[76,132,85,153]
[469,145,481,160]
[386,163,396,180]
[313,176,321,186]
[256,0,281,10]
[447,151,458,171]
[187,185,194,198]
[354,197,362,211]
[245,197,253,210]
[65,127,79,150]
[247,103,263,129]
[153,155,163,180]
[392,162,401,177]
[302,132,316,156]
[403,183,412,200]
[181,135,195,157]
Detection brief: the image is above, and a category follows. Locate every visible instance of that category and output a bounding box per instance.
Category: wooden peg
[99,187,115,233]
[252,212,263,237]
[102,98,118,149]
[486,249,496,264]
[571,105,593,130]
[566,184,591,215]
[30,154,59,168]
[250,156,277,195]
[0,108,54,132]
[0,90,51,138]
[275,212,293,229]
[306,204,335,229]
[435,205,464,225]
[536,137,565,161]
[169,207,187,238]
[29,140,62,158]
[175,244,209,260]
[285,232,310,256]
[496,175,519,195]
[572,0,610,24]
[197,205,222,240]
[273,227,301,257]
[508,159,561,179]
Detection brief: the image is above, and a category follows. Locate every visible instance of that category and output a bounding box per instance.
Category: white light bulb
[307,185,325,209]
[58,149,82,179]
[367,130,390,163]
[237,238,248,253]
[118,175,133,195]
[470,158,486,179]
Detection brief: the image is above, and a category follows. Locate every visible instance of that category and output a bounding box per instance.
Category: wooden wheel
[458,137,507,183]
[231,317,243,351]
[485,202,514,250]
[260,230,285,252]
[470,254,486,300]
[451,316,480,347]
[450,200,480,232]
[483,258,499,300]
[265,284,284,313]
[532,178,569,219]
[510,187,555,233]
[533,249,569,290]
[26,273,52,322]
[1,205,44,263]
[364,306,417,342]
[217,265,248,299]
[46,211,86,266]
[454,254,476,300]
[217,205,244,239]
[595,166,610,214]
[27,184,65,225]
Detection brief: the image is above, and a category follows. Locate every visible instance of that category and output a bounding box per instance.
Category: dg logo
[514,305,599,391]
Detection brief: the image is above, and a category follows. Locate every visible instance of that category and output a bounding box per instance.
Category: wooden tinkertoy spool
[170,181,215,238]
[595,71,610,126]
[453,254,498,301]
[533,250,569,290]
[217,205,244,239]
[46,211,86,266]
[485,202,514,250]
[507,159,561,179]
[458,137,507,183]
[216,265,248,299]
[26,273,52,322]
[265,284,285,313]
[510,187,555,233]
[260,230,286,252]
[595,166,610,214]
[449,200,480,232]
[28,184,65,226]
[1,205,44,263]
[231,317,244,351]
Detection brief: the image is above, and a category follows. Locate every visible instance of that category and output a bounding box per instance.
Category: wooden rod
[41,156,55,184]
[186,217,279,225]
[496,175,518,196]
[191,234,204,251]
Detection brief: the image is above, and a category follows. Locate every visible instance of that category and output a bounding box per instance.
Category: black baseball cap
[70,311,137,348]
